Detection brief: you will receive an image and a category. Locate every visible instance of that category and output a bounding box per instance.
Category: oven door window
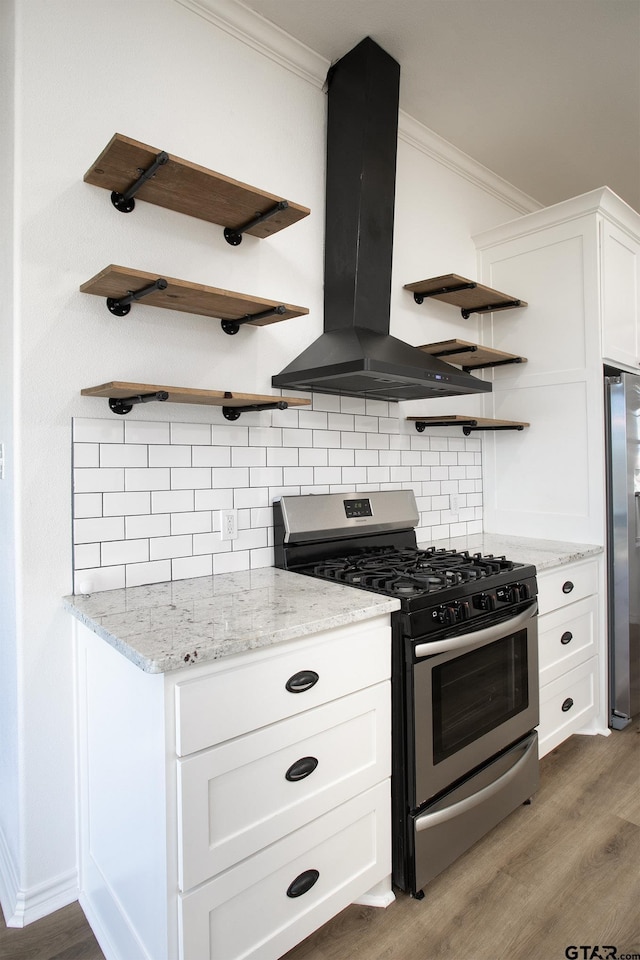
[432,630,529,764]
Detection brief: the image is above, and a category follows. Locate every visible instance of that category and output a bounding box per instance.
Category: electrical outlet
[450,493,461,516]
[219,508,238,541]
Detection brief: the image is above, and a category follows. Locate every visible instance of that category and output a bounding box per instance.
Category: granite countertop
[63,568,400,675]
[419,533,603,572]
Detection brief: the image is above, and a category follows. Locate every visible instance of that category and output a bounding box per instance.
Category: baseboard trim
[0,843,78,928]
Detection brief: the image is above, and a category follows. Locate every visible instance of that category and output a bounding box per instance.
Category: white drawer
[538,657,599,758]
[177,681,390,890]
[179,780,391,960]
[175,619,390,756]
[538,595,597,687]
[537,560,598,616]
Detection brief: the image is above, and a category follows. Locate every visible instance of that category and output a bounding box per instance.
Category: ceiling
[240,0,640,212]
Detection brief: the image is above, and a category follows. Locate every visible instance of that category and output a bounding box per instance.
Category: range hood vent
[272,37,491,403]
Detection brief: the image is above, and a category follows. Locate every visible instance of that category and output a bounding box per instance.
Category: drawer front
[536,560,598,616]
[177,682,390,891]
[538,595,597,687]
[179,780,391,960]
[175,619,390,756]
[538,657,599,758]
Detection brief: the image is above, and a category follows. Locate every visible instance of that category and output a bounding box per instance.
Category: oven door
[411,601,539,807]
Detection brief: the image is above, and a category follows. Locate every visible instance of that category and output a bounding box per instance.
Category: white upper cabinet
[472,187,640,544]
[601,219,640,371]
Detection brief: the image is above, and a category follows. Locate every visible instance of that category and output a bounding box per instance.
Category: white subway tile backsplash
[74,543,101,569]
[282,428,313,448]
[191,445,232,468]
[100,444,148,468]
[103,492,151,517]
[125,468,170,491]
[171,467,212,490]
[126,514,171,539]
[172,554,213,581]
[73,418,124,444]
[126,560,171,588]
[195,488,233,511]
[102,539,149,567]
[212,467,249,488]
[72,412,484,591]
[73,443,100,468]
[233,487,268,509]
[73,493,103,519]
[125,421,170,445]
[150,535,193,561]
[74,516,124,544]
[152,490,195,514]
[171,511,212,535]
[170,422,212,445]
[150,445,192,468]
[75,565,125,594]
[232,447,267,467]
[74,468,124,493]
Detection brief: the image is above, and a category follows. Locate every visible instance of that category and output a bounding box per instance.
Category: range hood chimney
[272,37,491,403]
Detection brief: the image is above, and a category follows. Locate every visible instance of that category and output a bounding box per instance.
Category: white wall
[1,0,538,924]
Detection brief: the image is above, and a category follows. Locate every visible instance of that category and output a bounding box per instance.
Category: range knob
[506,582,530,603]
[436,604,458,625]
[474,592,496,612]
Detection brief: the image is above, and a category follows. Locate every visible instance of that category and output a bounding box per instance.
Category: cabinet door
[177,682,390,890]
[179,781,391,960]
[601,221,640,370]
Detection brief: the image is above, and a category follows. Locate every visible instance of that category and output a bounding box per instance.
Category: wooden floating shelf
[407,415,530,436]
[84,134,310,243]
[418,339,527,371]
[80,265,309,335]
[81,382,312,418]
[404,274,527,318]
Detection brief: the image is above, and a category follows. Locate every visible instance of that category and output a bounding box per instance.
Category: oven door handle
[414,601,538,660]
[414,734,537,832]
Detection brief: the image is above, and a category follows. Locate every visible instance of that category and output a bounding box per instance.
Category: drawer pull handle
[287,869,319,898]
[560,631,573,645]
[562,581,574,594]
[562,697,574,712]
[285,756,319,782]
[285,670,319,694]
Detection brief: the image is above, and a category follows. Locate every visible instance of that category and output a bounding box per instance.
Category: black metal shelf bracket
[414,419,478,434]
[110,151,169,213]
[224,200,289,246]
[461,356,525,372]
[221,304,287,335]
[413,281,476,306]
[460,300,522,319]
[106,278,168,317]
[222,400,289,421]
[108,391,169,416]
[432,345,478,359]
[414,419,525,436]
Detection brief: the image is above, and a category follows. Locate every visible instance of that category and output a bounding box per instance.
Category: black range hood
[272,37,491,403]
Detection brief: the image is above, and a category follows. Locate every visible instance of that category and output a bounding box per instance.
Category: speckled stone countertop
[419,533,603,572]
[63,568,400,675]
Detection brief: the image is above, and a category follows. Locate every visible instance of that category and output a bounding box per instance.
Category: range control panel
[344,498,373,519]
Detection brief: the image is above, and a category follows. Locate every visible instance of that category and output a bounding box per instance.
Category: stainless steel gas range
[274,489,540,899]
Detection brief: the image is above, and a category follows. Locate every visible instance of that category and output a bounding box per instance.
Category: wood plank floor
[1,722,638,960]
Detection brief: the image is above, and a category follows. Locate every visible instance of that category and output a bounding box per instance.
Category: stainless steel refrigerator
[604,369,640,729]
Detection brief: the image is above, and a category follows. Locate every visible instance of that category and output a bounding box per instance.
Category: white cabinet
[474,186,640,545]
[536,559,600,757]
[75,615,392,960]
[601,220,640,370]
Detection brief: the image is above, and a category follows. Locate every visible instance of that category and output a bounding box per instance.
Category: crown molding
[174,0,329,87]
[175,0,544,216]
